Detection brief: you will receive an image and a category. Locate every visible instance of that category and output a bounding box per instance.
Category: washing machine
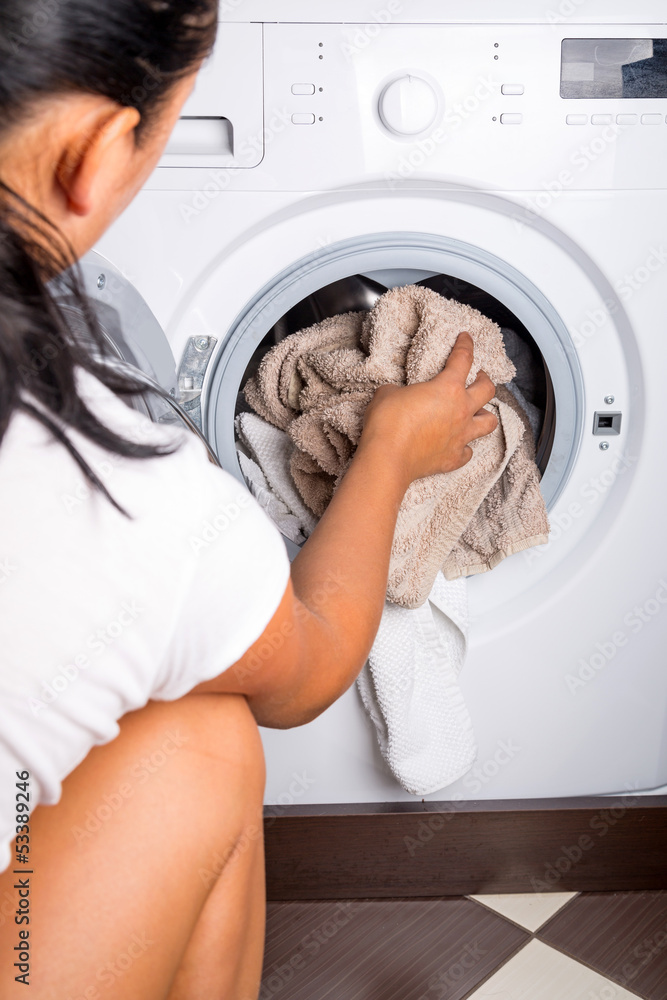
[84,0,667,805]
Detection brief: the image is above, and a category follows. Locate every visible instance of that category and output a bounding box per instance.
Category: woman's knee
[147,694,267,889]
[120,692,266,815]
[180,692,266,804]
[0,695,267,999]
[50,691,267,869]
[20,692,266,894]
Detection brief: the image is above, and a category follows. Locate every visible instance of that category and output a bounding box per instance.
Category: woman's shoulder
[0,366,288,696]
[1,366,265,550]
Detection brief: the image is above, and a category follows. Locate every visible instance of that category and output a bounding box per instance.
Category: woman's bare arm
[192,333,497,727]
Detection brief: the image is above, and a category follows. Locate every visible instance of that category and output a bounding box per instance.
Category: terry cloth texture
[244,284,549,608]
[236,451,306,546]
[357,573,475,795]
[235,411,319,544]
[502,326,543,442]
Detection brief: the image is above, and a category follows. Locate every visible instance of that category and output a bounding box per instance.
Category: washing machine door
[76,251,177,396]
[200,199,592,524]
[58,251,219,463]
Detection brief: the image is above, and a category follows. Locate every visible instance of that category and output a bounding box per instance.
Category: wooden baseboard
[263,796,667,900]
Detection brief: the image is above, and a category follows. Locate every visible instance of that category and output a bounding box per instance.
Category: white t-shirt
[0,370,290,873]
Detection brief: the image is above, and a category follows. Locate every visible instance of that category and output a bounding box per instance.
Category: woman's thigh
[0,692,266,999]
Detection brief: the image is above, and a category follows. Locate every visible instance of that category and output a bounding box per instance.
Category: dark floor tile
[537,891,667,1000]
[260,897,529,1000]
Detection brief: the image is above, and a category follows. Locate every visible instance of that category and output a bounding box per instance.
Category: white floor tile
[469,891,577,931]
[466,939,639,999]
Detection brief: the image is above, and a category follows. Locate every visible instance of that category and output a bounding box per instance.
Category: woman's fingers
[457,445,474,468]
[362,332,502,482]
[466,369,496,410]
[436,338,496,418]
[440,332,475,383]
[469,408,499,440]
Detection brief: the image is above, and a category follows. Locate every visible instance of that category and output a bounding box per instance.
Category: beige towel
[244,285,550,608]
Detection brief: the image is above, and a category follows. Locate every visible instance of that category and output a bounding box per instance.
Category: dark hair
[0,1,217,512]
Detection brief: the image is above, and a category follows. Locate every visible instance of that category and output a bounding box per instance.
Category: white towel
[356,573,476,796]
[235,411,477,796]
[236,411,319,537]
[237,450,307,545]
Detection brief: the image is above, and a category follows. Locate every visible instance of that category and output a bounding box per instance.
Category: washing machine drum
[234,270,556,479]
[204,231,584,539]
[68,234,582,553]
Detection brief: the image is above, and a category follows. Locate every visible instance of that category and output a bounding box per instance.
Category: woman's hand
[359,332,498,484]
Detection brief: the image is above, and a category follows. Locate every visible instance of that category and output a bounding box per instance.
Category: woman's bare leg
[0,692,267,999]
[167,800,266,1000]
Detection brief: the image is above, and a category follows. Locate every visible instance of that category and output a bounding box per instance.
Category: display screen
[561,38,667,98]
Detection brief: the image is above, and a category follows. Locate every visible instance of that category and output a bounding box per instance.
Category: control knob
[378,75,439,136]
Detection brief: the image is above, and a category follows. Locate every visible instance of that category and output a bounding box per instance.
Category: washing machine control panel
[151,20,667,192]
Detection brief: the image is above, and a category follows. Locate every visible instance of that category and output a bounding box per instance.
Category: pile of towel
[243,285,549,606]
[236,284,549,795]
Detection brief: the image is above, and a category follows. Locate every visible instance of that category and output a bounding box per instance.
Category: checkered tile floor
[261,891,667,998]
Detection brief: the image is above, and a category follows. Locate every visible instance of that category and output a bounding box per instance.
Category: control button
[641,113,662,124]
[566,114,587,124]
[616,114,638,124]
[378,75,439,135]
[291,84,316,96]
[591,114,613,125]
[499,113,522,124]
[501,84,524,95]
[291,113,316,125]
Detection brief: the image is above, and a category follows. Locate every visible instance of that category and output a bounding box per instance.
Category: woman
[0,2,497,997]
